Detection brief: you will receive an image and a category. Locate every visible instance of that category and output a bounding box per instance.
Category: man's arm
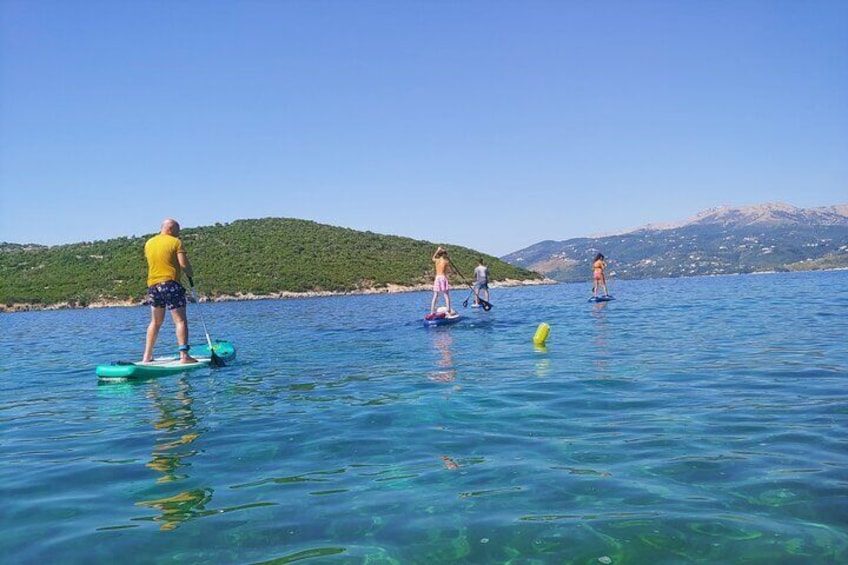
[178,250,194,279]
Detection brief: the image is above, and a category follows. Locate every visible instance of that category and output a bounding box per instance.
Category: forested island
[0,218,543,311]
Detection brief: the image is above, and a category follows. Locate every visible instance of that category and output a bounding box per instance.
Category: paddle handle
[187,278,214,350]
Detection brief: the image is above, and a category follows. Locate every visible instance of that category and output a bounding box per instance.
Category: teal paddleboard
[96,340,236,379]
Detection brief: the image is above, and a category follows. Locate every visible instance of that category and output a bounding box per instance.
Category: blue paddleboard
[588,295,615,303]
[423,313,463,327]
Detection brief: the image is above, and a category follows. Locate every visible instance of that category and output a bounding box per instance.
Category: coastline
[5,267,846,314]
[0,278,557,314]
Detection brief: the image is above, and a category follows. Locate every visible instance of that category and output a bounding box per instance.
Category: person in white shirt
[472,258,489,306]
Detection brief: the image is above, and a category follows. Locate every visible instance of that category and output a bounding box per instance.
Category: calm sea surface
[1,271,846,564]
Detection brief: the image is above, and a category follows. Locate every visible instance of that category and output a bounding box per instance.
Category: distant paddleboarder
[472,258,489,306]
[592,253,610,298]
[430,246,454,315]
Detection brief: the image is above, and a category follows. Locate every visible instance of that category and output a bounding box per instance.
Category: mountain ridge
[589,202,848,237]
[504,203,848,282]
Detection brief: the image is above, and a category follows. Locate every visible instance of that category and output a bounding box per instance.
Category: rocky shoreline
[1,278,556,313]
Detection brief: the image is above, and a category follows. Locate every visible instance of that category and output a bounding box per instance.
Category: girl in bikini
[592,253,609,297]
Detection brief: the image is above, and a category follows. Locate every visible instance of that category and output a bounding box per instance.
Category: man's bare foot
[180,356,198,364]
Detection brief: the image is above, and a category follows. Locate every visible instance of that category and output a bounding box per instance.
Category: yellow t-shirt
[144,234,186,287]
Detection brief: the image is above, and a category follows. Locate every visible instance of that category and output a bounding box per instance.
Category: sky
[1,1,846,257]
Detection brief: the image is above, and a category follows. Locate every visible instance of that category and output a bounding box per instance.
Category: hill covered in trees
[0,218,541,310]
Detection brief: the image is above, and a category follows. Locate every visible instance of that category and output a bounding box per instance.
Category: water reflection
[429,331,463,471]
[144,379,200,482]
[428,330,458,385]
[534,346,551,377]
[136,488,214,531]
[591,302,610,378]
[136,378,212,531]
[591,300,611,313]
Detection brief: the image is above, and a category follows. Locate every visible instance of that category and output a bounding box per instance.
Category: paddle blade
[210,351,226,368]
[208,343,226,367]
[480,299,493,311]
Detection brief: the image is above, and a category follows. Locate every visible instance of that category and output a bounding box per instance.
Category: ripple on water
[1,272,847,562]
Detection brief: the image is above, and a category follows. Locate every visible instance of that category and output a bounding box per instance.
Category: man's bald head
[161,219,181,236]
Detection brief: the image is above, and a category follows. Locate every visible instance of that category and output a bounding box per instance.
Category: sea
[1,271,846,564]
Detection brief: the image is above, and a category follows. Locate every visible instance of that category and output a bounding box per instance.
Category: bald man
[142,219,197,363]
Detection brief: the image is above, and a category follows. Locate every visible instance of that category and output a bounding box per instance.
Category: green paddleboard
[96,340,236,379]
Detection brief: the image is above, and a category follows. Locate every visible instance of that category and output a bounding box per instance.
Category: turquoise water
[2,271,846,564]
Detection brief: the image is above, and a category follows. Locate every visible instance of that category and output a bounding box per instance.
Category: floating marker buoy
[533,322,550,346]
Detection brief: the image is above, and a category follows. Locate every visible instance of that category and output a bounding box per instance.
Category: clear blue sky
[2,1,846,256]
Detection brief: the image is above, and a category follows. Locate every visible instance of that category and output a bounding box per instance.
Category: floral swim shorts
[145,280,187,310]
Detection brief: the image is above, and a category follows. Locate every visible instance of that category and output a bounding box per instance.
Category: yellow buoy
[533,322,550,346]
